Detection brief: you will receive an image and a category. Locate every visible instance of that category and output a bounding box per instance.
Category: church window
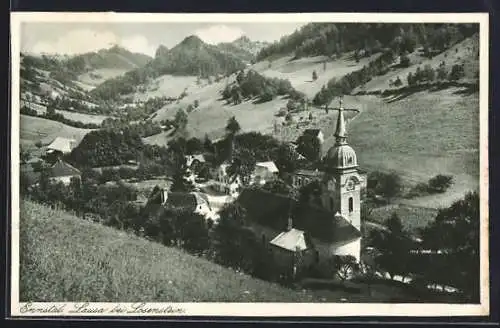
[315,250,319,263]
[330,197,334,210]
[349,197,354,213]
[262,234,266,245]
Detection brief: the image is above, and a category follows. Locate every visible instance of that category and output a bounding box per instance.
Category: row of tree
[257,23,478,61]
[365,191,479,302]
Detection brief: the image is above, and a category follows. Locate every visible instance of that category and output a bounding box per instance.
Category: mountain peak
[180,35,205,47]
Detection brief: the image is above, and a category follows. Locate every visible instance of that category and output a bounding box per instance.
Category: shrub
[427,174,454,193]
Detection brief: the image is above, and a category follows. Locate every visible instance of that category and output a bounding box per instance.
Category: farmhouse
[46,136,77,157]
[252,161,279,185]
[146,187,217,221]
[48,159,81,185]
[185,154,206,168]
[239,102,366,277]
[213,163,244,198]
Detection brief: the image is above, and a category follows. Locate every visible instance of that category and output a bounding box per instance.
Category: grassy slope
[20,115,94,148]
[355,34,479,93]
[343,89,479,209]
[76,68,131,91]
[254,52,381,99]
[19,200,315,302]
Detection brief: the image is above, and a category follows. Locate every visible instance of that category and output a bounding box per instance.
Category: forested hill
[90,35,247,100]
[22,45,152,76]
[256,23,479,60]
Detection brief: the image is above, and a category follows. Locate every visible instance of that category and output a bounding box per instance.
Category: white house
[213,163,242,198]
[252,161,279,186]
[48,160,81,185]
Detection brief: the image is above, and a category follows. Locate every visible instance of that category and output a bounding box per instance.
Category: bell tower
[323,98,362,231]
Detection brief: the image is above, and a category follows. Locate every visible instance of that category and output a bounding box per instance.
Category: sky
[20,22,307,57]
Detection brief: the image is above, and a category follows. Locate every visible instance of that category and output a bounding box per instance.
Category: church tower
[322,99,362,231]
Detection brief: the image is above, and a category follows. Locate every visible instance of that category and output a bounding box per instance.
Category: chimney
[287,216,293,231]
[161,189,168,205]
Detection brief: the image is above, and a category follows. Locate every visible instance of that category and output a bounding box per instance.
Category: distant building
[252,161,279,185]
[185,154,206,168]
[46,137,77,157]
[214,163,242,198]
[146,188,217,221]
[48,160,81,185]
[239,102,366,278]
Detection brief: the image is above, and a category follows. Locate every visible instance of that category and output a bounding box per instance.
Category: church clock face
[346,179,355,191]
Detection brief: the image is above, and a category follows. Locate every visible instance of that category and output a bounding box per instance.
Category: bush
[400,55,411,67]
[427,174,454,193]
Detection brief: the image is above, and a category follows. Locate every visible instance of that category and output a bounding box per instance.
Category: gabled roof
[165,192,211,212]
[255,161,279,173]
[270,228,311,252]
[238,189,361,244]
[47,137,76,153]
[49,160,81,178]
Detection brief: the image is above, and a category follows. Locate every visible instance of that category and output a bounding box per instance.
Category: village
[17,21,481,304]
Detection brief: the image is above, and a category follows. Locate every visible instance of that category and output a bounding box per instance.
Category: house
[48,159,81,185]
[146,188,217,221]
[46,136,77,156]
[268,218,316,279]
[185,154,206,168]
[213,163,243,198]
[252,161,279,185]
[292,169,325,189]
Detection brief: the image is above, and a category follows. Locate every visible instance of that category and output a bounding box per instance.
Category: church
[238,100,366,278]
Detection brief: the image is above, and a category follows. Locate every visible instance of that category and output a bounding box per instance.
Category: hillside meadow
[20,115,94,148]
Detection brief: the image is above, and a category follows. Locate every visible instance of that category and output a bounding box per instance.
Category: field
[22,100,110,125]
[370,204,439,234]
[77,68,131,91]
[254,52,382,99]
[340,89,479,209]
[354,34,479,93]
[20,115,94,148]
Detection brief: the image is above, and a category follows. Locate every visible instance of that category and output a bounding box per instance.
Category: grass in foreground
[19,200,316,302]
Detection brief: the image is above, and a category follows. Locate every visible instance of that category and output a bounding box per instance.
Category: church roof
[270,228,311,252]
[238,189,361,244]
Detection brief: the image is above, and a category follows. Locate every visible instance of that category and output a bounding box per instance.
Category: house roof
[165,191,211,212]
[255,161,279,173]
[238,189,361,244]
[47,137,76,153]
[49,160,81,178]
[303,129,322,137]
[294,169,325,178]
[270,228,311,252]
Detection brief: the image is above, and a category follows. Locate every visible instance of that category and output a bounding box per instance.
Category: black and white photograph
[9,13,489,317]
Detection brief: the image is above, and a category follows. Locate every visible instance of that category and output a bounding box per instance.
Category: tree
[186,137,204,155]
[437,63,448,80]
[400,54,410,68]
[419,191,479,301]
[393,76,403,87]
[212,202,256,272]
[20,150,31,164]
[227,148,256,185]
[407,72,416,87]
[170,157,195,192]
[333,255,359,281]
[296,133,321,162]
[261,179,292,195]
[449,64,465,81]
[225,116,241,136]
[203,134,213,152]
[368,212,414,280]
[175,210,210,254]
[194,99,200,108]
[367,171,403,202]
[312,70,318,81]
[174,108,188,129]
[427,174,454,193]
